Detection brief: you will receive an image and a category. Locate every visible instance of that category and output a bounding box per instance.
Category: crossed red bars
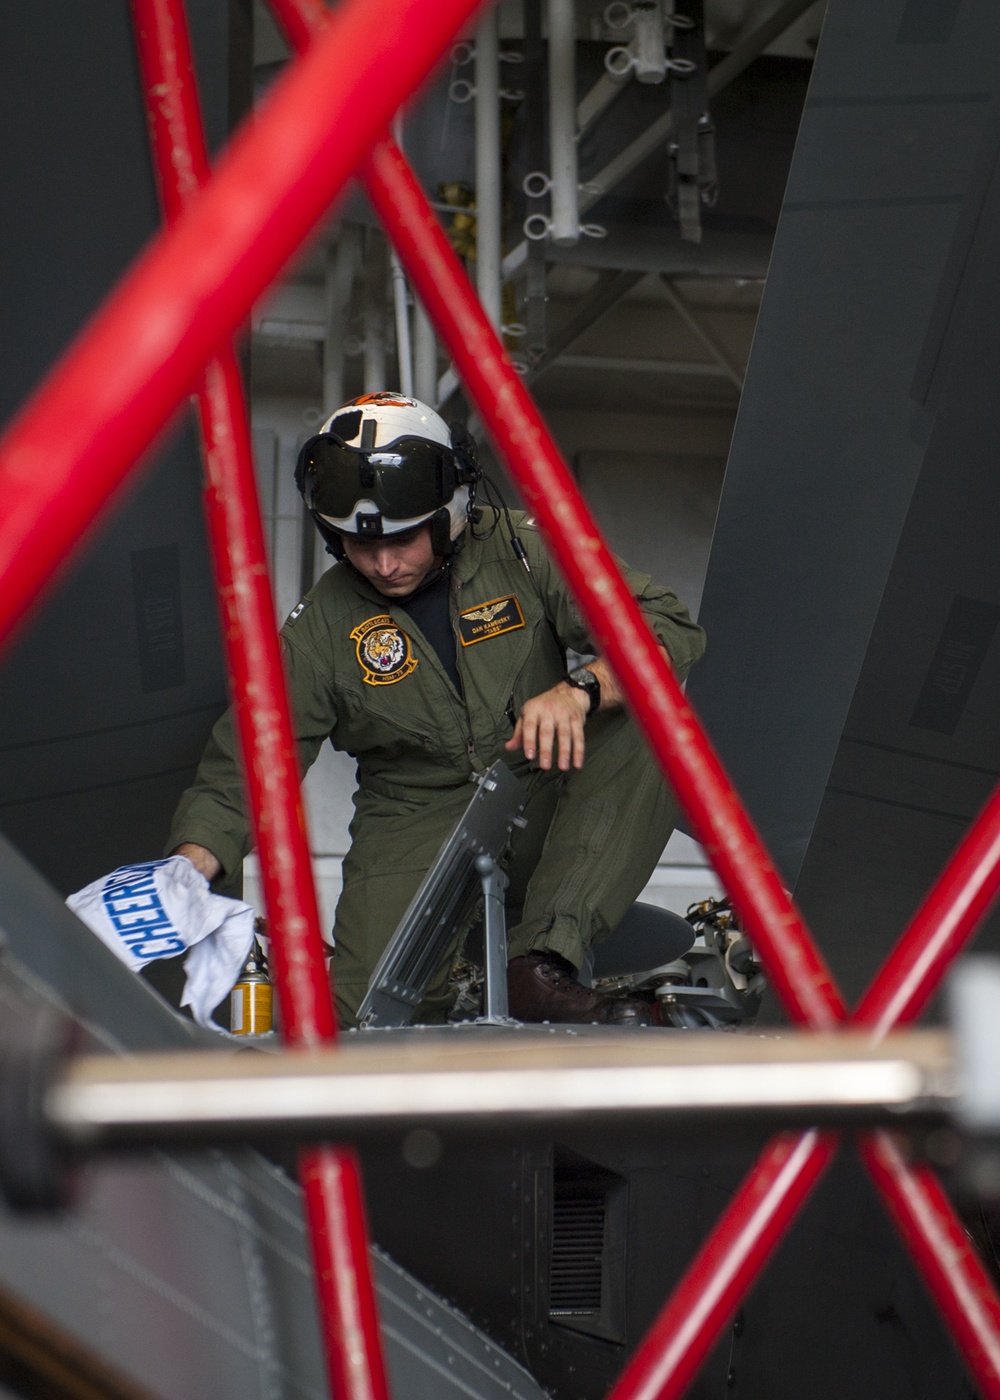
[2,0,1000,1396]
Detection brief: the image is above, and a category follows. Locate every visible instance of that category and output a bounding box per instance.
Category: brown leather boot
[507,951,653,1026]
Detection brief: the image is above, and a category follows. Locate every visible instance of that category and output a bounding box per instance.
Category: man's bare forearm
[172,842,222,882]
[583,644,671,711]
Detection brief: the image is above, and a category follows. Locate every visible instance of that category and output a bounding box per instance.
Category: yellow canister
[230,938,273,1035]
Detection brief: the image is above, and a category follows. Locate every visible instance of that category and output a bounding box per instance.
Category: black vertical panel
[687,0,1000,885]
[0,2,247,895]
[897,0,965,45]
[791,409,1000,1004]
[132,544,188,692]
[791,95,1000,1003]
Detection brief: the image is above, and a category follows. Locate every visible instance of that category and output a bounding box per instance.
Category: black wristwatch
[565,665,601,715]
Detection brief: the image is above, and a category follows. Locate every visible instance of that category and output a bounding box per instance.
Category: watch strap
[566,665,600,715]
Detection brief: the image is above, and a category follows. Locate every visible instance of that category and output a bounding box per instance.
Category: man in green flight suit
[169,393,705,1028]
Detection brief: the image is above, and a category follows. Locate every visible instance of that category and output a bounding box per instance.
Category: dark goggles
[297,433,459,523]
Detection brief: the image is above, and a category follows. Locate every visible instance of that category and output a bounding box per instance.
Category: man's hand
[505,681,591,771]
[172,842,222,882]
[504,646,672,772]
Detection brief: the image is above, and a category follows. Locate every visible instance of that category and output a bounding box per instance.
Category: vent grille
[549,1195,605,1314]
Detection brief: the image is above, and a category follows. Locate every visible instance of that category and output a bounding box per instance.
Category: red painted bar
[130,0,334,1052]
[191,354,335,1044]
[359,87,1000,1400]
[605,888,1000,1400]
[267,0,327,49]
[607,800,1000,1400]
[608,804,1000,1400]
[196,359,387,1400]
[130,4,387,1396]
[848,784,1000,1400]
[360,134,846,1033]
[610,1132,837,1400]
[862,1132,1000,1399]
[0,0,485,657]
[854,784,1000,1039]
[302,1150,389,1400]
[604,768,1000,1399]
[131,0,208,222]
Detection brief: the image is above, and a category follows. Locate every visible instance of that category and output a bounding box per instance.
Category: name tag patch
[458,595,525,646]
[351,614,418,685]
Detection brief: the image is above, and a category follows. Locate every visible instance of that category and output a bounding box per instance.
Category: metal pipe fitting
[546,0,580,246]
[474,8,503,326]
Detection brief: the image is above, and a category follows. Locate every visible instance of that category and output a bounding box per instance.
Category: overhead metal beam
[390,245,414,395]
[414,298,437,404]
[660,276,745,390]
[323,225,360,412]
[524,268,644,381]
[362,226,387,391]
[548,0,582,244]
[706,0,822,97]
[576,69,632,137]
[555,353,736,379]
[475,6,503,325]
[502,0,821,279]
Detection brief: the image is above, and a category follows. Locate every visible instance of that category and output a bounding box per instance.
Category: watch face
[569,668,600,710]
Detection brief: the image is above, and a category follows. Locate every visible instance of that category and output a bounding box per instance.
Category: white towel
[66,856,256,1030]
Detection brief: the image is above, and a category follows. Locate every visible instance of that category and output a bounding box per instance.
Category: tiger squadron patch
[351,615,418,685]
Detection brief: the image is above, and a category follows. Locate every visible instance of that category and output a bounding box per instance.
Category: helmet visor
[299,434,458,524]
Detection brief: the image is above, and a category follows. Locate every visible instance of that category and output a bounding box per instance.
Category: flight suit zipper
[449,575,480,770]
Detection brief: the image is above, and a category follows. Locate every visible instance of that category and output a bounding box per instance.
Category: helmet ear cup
[310,511,346,558]
[295,436,321,507]
[429,510,454,559]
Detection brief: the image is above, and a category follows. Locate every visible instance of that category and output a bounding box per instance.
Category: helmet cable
[469,468,531,575]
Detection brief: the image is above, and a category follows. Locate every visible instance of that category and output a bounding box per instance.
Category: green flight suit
[168,515,706,1025]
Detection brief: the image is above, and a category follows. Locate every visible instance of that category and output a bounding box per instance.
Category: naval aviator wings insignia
[458,595,525,646]
[463,601,508,624]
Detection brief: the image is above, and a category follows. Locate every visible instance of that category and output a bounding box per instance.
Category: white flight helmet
[294,393,478,559]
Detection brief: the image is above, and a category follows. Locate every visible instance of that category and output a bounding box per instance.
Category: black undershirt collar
[396,566,461,694]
